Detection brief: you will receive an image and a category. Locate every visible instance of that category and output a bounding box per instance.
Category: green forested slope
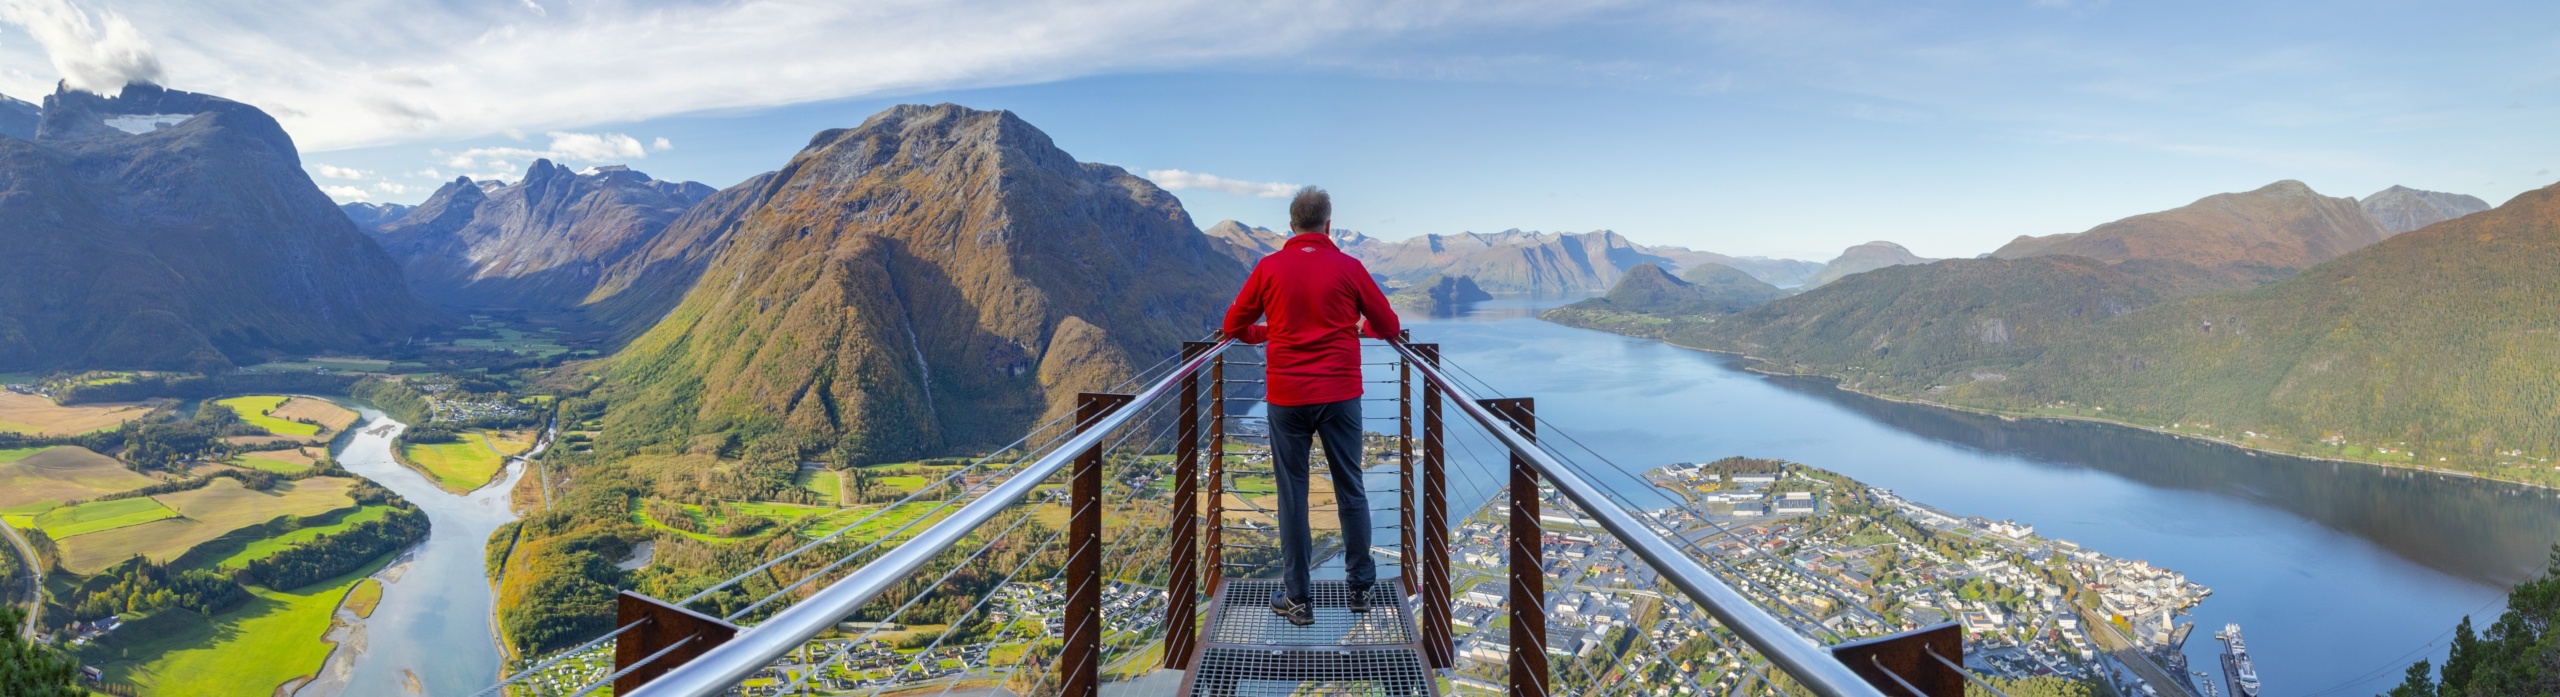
[1549,182,2560,475]
[1978,183,2560,467]
[1548,256,2246,390]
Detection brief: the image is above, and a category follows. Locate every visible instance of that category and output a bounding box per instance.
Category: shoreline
[1606,328,2560,495]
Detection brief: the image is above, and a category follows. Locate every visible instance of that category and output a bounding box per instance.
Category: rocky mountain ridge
[363,160,716,328]
[0,82,436,370]
[599,103,1247,465]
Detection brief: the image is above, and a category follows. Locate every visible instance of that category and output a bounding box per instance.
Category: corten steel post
[612,592,738,694]
[1064,392,1133,697]
[1484,397,1547,697]
[1415,342,1453,668]
[1203,354,1228,594]
[1165,342,1213,669]
[1398,332,1416,595]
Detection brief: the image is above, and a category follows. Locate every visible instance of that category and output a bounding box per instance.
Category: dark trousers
[1269,397,1375,602]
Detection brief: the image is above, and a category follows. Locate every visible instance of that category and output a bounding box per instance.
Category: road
[0,520,40,639]
[2082,607,2198,697]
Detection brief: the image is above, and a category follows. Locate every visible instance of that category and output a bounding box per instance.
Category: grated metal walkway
[1178,578,1438,697]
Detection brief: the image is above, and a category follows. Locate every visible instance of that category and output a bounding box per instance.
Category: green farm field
[216,395,317,437]
[209,505,395,570]
[35,497,178,538]
[56,477,360,574]
[402,430,527,493]
[84,555,391,697]
[794,468,842,503]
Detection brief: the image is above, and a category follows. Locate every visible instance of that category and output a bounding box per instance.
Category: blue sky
[3,0,2554,260]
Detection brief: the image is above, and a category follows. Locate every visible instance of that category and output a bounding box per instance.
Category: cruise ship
[2217,624,2261,697]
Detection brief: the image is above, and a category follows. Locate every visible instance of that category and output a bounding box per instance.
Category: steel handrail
[1387,339,1887,697]
[625,338,1234,697]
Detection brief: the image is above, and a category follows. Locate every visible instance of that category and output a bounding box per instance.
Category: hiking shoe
[1270,593,1314,626]
[1347,585,1374,614]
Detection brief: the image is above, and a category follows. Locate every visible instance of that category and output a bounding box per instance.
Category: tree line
[240,508,429,591]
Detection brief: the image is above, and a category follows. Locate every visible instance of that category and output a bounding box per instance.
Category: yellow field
[0,445,158,510]
[233,447,322,474]
[0,392,154,436]
[342,578,383,618]
[402,430,527,493]
[55,477,360,574]
[271,397,359,436]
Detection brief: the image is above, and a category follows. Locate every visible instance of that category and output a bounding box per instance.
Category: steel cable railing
[1388,339,1890,697]
[620,338,1234,697]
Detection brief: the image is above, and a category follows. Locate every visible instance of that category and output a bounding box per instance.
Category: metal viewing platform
[478,337,2009,697]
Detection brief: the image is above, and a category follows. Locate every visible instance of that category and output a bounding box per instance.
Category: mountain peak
[2359,184,2491,234]
[1805,241,1933,287]
[2250,179,2320,197]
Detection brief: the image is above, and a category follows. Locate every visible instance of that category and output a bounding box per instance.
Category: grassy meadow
[402,429,532,493]
[210,504,395,570]
[230,445,323,474]
[34,497,178,538]
[84,555,391,697]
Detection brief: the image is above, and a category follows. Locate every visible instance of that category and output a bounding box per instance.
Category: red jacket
[1222,233,1402,406]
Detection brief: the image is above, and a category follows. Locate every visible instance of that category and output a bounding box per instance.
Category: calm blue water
[1398,298,2558,696]
[322,407,521,696]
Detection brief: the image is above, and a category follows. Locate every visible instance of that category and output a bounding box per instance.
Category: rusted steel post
[1415,343,1453,669]
[1831,622,1965,696]
[1064,392,1133,697]
[1484,397,1546,697]
[1398,332,1416,595]
[1203,353,1228,594]
[612,592,739,695]
[1165,342,1212,669]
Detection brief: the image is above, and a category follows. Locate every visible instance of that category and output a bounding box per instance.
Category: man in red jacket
[1222,186,1401,626]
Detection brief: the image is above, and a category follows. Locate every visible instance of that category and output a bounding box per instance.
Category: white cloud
[1146,169,1299,199]
[0,0,163,94]
[311,163,366,179]
[544,131,647,160]
[651,137,671,152]
[320,184,368,201]
[371,180,407,194]
[439,131,660,172]
[0,0,1622,150]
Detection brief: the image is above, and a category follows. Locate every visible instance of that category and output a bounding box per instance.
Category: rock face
[1388,274,1493,314]
[340,202,413,231]
[1805,241,1933,287]
[1993,180,2394,279]
[0,94,35,140]
[366,161,716,323]
[0,83,436,371]
[2359,185,2491,234]
[601,104,1247,464]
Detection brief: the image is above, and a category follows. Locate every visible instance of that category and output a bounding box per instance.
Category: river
[1400,298,2560,696]
[301,406,523,696]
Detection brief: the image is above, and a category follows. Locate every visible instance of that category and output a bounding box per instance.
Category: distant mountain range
[338,202,412,230]
[597,104,1245,464]
[1202,220,1824,292]
[0,83,435,371]
[1546,179,2536,470]
[357,161,716,330]
[1804,241,1932,287]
